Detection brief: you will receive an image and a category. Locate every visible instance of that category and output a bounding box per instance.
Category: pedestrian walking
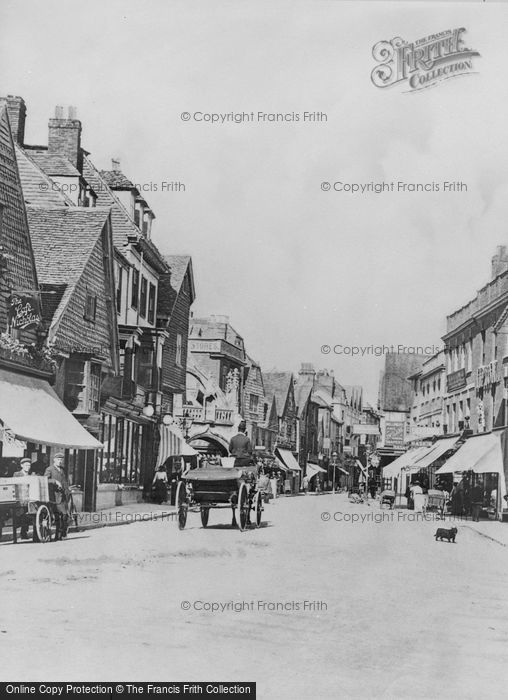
[471,480,484,522]
[152,466,168,504]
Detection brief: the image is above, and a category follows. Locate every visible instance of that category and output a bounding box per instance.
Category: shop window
[84,293,97,322]
[139,277,148,319]
[131,269,139,309]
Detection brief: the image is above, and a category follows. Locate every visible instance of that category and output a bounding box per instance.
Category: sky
[1,0,508,404]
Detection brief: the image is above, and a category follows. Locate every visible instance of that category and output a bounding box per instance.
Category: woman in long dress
[411,484,425,512]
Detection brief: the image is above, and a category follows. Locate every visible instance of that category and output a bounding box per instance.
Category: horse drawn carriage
[0,474,68,543]
[175,458,263,531]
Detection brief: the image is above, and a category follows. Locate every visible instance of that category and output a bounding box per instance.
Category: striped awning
[157,424,198,466]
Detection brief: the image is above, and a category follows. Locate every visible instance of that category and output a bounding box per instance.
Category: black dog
[434,527,457,543]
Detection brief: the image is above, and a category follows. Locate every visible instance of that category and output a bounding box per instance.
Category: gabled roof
[26,206,111,330]
[15,144,73,207]
[165,255,195,299]
[157,255,195,321]
[294,380,313,411]
[263,371,293,417]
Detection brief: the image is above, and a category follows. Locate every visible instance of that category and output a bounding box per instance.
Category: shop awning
[157,423,198,466]
[436,434,504,475]
[275,448,301,471]
[383,446,429,479]
[412,437,461,470]
[0,368,102,449]
[306,463,326,478]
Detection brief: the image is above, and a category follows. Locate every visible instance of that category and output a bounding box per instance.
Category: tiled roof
[294,380,313,410]
[83,155,168,273]
[157,255,194,319]
[263,371,293,417]
[29,152,80,177]
[100,169,137,190]
[15,145,73,207]
[26,206,110,328]
[165,255,192,295]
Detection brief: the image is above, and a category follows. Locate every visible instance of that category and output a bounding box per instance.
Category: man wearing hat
[13,457,33,539]
[45,452,71,539]
[229,420,253,468]
[14,457,32,477]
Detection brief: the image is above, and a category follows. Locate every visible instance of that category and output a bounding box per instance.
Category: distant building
[377,352,427,466]
[407,350,445,442]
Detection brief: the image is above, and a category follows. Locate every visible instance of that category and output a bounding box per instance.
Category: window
[139,277,148,319]
[116,267,123,314]
[137,344,154,388]
[84,293,97,322]
[147,283,156,324]
[494,332,498,360]
[64,359,101,413]
[89,363,101,413]
[131,269,139,309]
[249,394,259,412]
[176,333,182,367]
[481,330,486,365]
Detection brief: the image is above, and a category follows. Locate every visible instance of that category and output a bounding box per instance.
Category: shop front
[0,367,103,510]
[435,432,507,521]
[275,447,301,494]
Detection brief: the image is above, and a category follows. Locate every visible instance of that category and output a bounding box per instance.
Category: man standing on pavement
[471,479,484,522]
[13,457,33,539]
[45,452,71,539]
[229,420,253,467]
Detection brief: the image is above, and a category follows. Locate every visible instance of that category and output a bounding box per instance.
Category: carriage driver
[229,420,253,468]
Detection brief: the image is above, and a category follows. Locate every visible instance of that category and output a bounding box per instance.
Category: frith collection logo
[371,28,480,91]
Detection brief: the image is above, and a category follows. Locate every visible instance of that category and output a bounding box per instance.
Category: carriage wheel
[200,507,210,527]
[176,481,188,530]
[253,491,262,528]
[237,483,249,532]
[35,505,54,543]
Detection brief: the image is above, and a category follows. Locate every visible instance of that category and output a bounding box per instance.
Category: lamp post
[181,411,193,440]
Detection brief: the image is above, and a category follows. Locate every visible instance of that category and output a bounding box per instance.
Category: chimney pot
[68,105,77,119]
[112,157,121,171]
[491,245,508,280]
[55,105,64,119]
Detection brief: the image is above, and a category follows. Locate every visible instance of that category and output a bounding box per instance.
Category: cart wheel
[253,491,262,528]
[176,481,188,530]
[237,482,249,531]
[200,507,210,527]
[35,505,54,543]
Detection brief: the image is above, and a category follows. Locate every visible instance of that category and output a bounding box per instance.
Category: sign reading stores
[371,28,480,92]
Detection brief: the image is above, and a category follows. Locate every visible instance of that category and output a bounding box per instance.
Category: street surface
[1,493,507,699]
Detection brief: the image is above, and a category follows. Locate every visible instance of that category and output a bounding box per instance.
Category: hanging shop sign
[7,293,42,330]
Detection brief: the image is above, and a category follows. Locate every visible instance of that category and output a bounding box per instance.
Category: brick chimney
[299,362,316,377]
[491,245,508,279]
[48,105,82,171]
[0,95,27,145]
